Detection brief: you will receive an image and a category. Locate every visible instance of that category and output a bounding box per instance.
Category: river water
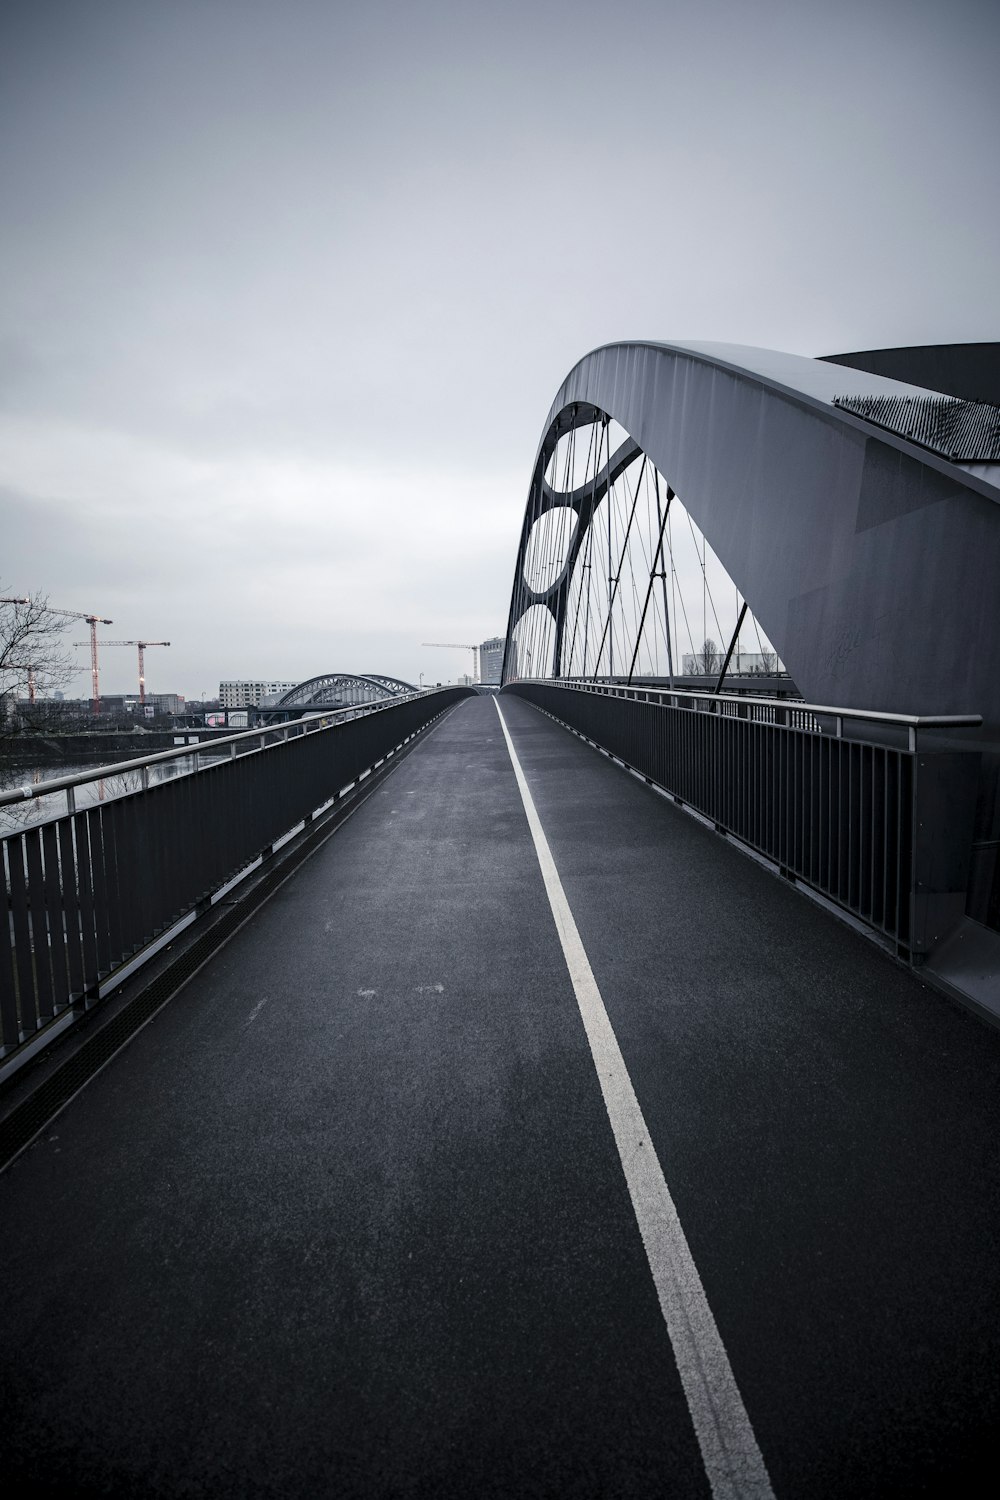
[0,752,233,836]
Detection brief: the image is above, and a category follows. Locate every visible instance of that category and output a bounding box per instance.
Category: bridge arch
[503,341,1000,722]
[270,673,416,711]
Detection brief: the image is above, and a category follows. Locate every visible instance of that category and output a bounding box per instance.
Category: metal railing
[1,688,469,1064]
[505,680,982,963]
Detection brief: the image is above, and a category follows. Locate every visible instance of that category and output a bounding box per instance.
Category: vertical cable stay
[606,437,614,676]
[752,608,767,665]
[686,507,725,663]
[640,466,658,677]
[626,465,650,678]
[604,436,626,678]
[714,600,749,693]
[627,475,673,685]
[580,417,609,677]
[658,478,675,687]
[563,421,599,677]
[510,409,783,688]
[594,457,645,679]
[612,457,641,674]
[735,585,741,674]
[624,460,658,674]
[666,502,697,666]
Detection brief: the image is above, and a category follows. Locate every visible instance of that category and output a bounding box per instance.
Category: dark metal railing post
[505,680,981,968]
[1,688,469,1063]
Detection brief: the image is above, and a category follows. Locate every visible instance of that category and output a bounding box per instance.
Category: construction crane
[2,596,112,709]
[47,607,113,713]
[422,642,480,683]
[77,640,171,706]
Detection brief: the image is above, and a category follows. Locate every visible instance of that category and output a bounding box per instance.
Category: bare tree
[1,589,75,721]
[698,637,721,675]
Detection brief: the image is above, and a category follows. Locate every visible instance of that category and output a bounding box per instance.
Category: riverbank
[0,730,231,765]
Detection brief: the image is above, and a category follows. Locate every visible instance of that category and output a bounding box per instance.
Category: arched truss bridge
[266,673,417,715]
[502,341,1000,723]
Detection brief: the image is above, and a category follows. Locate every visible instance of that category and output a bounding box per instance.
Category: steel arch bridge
[268,673,417,713]
[502,341,1000,725]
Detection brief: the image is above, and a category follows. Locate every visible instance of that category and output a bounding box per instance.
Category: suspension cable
[666,504,697,664]
[563,420,599,676]
[627,475,673,684]
[594,456,645,678]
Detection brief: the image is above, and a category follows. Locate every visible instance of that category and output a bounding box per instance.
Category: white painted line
[494,699,774,1500]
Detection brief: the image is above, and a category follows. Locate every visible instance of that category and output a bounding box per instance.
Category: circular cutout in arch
[510,603,558,680]
[523,506,578,594]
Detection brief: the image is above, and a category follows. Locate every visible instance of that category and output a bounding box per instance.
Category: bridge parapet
[0,688,471,1073]
[504,680,981,966]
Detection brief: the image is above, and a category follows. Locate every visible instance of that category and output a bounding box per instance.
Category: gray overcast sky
[2,0,998,697]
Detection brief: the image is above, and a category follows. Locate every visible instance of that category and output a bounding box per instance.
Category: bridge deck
[2,694,999,1497]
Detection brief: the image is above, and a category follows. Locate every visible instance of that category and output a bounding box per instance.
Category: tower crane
[74,640,170,706]
[2,597,111,710]
[421,642,480,683]
[47,607,113,713]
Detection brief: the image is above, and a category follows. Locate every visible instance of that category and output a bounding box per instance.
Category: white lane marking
[494,699,774,1500]
[244,996,270,1027]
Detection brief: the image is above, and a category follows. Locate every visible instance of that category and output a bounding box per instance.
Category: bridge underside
[2,696,998,1496]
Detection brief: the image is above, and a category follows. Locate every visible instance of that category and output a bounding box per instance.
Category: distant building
[148,693,185,716]
[220,680,297,709]
[13,694,185,721]
[680,652,778,677]
[94,695,137,715]
[478,637,506,686]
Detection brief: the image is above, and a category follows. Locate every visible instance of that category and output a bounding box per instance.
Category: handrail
[0,686,472,1069]
[506,678,982,963]
[0,689,436,810]
[508,679,983,732]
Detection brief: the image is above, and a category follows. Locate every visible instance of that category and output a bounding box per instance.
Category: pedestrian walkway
[2,694,999,1498]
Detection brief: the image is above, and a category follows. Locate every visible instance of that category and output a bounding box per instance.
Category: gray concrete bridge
[2,692,999,1498]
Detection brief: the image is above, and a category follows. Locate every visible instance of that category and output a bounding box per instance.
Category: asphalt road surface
[2,693,999,1498]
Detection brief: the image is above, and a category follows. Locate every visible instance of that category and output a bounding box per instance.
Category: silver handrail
[0,689,437,810]
[513,679,982,732]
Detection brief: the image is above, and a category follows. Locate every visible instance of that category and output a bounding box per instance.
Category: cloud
[1,0,997,695]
